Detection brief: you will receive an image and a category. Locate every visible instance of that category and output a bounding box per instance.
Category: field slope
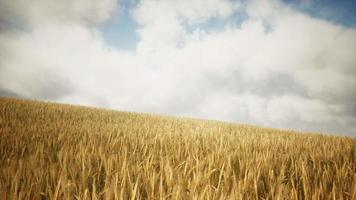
[0,97,355,199]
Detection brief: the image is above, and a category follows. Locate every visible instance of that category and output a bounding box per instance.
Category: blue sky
[1,0,356,136]
[284,0,356,26]
[100,0,139,50]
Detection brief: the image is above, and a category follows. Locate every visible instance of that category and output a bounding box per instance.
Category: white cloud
[0,0,118,27]
[133,0,239,52]
[266,95,340,124]
[134,0,238,25]
[0,0,355,136]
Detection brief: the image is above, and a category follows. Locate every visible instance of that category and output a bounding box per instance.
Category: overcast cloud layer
[0,0,355,136]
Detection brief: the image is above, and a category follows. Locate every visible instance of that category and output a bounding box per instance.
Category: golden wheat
[0,97,355,199]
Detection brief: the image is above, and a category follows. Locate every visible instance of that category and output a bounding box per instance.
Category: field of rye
[0,97,355,200]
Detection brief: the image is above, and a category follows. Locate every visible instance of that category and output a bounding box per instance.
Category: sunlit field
[0,97,355,199]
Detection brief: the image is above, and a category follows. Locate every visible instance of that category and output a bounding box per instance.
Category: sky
[0,0,356,136]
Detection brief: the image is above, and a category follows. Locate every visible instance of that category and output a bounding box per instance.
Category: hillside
[0,97,355,199]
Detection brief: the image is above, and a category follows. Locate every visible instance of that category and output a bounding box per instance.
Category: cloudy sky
[0,0,356,136]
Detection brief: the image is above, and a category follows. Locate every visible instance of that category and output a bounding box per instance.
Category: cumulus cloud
[133,0,239,52]
[0,0,355,136]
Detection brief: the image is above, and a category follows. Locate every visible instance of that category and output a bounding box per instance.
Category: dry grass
[0,97,355,200]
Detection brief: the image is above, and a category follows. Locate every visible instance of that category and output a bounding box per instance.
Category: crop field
[0,97,355,199]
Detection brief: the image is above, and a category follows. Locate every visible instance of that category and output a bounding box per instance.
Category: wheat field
[0,97,355,199]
